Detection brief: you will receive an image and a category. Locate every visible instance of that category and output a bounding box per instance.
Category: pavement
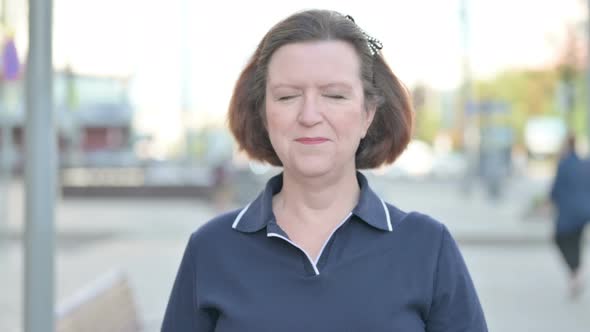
[1,171,589,331]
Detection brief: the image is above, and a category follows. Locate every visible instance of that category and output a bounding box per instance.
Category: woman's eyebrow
[268,83,300,90]
[268,82,354,91]
[319,83,353,90]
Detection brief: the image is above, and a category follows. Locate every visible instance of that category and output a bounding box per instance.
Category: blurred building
[0,69,135,172]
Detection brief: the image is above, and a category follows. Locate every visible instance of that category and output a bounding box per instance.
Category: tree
[411,84,441,144]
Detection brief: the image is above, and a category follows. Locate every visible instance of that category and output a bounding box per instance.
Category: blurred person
[211,159,234,212]
[550,134,590,299]
[162,9,487,331]
[479,126,513,201]
[480,148,505,200]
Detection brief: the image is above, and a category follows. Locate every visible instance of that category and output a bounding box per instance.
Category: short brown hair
[228,9,413,169]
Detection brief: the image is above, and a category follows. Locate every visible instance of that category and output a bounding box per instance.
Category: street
[1,174,589,331]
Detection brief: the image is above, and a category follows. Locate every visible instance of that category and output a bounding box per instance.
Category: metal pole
[460,0,478,194]
[180,0,192,163]
[0,0,8,230]
[0,108,9,230]
[24,0,55,331]
[0,102,14,229]
[459,0,472,143]
[587,0,590,147]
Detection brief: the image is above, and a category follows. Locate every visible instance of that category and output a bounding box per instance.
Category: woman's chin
[289,159,336,178]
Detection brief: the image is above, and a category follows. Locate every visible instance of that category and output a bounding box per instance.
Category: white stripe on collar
[267,232,321,276]
[232,203,252,229]
[314,212,352,264]
[380,198,392,232]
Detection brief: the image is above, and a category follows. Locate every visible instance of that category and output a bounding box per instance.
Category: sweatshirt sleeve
[426,225,488,332]
[162,234,217,331]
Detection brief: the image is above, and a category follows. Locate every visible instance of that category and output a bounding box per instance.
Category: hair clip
[345,15,383,56]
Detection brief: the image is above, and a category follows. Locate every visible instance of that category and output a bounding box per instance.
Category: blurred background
[1,0,589,331]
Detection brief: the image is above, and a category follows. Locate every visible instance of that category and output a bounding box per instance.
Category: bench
[55,269,142,332]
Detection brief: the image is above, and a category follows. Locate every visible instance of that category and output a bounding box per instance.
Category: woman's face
[265,40,375,178]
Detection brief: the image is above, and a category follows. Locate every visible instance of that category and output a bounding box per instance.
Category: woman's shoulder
[384,202,450,241]
[381,203,463,266]
[188,208,245,246]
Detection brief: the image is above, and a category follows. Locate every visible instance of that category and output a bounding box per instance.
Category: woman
[550,135,590,298]
[163,9,487,331]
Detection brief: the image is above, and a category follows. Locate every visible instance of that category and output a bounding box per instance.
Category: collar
[232,171,402,233]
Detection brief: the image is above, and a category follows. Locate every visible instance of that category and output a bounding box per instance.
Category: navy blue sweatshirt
[162,172,487,331]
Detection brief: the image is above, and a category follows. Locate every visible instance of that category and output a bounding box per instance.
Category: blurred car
[375,140,435,179]
[430,152,467,179]
[524,116,567,158]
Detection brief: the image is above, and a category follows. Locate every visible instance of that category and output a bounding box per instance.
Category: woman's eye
[325,95,345,100]
[278,95,297,101]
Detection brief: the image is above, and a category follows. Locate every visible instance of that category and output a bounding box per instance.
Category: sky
[5,0,588,155]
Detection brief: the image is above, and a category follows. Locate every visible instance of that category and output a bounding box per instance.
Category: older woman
[163,9,487,331]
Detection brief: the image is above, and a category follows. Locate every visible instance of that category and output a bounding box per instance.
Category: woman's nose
[297,94,323,127]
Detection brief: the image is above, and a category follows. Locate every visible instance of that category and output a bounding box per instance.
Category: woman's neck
[273,169,360,227]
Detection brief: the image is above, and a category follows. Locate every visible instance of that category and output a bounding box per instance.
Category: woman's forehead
[267,40,362,86]
[269,40,359,65]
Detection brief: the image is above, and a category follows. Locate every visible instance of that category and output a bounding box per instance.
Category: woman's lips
[295,137,329,144]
